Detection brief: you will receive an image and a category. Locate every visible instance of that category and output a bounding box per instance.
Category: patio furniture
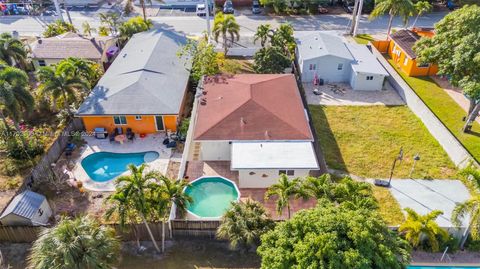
[126,128,135,141]
[115,134,126,144]
[166,140,176,148]
[115,127,123,135]
[313,88,321,95]
[109,132,116,143]
[65,143,76,156]
[94,127,108,139]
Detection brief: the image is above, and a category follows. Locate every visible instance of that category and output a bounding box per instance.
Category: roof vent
[240,117,246,126]
[264,130,270,139]
[123,53,127,58]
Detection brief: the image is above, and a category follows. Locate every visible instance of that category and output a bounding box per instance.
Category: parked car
[196,3,207,16]
[223,0,234,14]
[252,0,261,14]
[343,0,354,13]
[342,0,373,14]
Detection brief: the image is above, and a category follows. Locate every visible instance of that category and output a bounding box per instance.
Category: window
[113,116,127,125]
[309,64,316,70]
[337,63,343,70]
[279,170,295,176]
[366,76,374,81]
[404,58,409,66]
[38,60,46,67]
[135,115,142,120]
[417,62,430,68]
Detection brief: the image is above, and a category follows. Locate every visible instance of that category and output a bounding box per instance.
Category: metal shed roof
[295,32,354,61]
[0,190,45,220]
[346,43,389,76]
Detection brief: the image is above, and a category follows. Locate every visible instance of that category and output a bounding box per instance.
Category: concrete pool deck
[73,134,172,191]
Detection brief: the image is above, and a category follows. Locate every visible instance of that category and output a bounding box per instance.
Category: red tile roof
[193,74,313,141]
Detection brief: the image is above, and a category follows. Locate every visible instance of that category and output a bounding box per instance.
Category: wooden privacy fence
[0,220,222,243]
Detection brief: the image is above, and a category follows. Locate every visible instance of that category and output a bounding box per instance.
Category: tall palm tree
[265,174,302,219]
[36,65,88,115]
[114,164,161,253]
[212,12,240,55]
[369,0,415,38]
[452,164,480,248]
[0,33,28,69]
[151,175,192,252]
[82,21,96,36]
[99,12,121,36]
[411,1,433,28]
[138,0,153,22]
[399,208,448,251]
[217,200,274,251]
[28,216,120,269]
[56,58,101,88]
[0,67,34,145]
[271,23,296,59]
[254,24,273,48]
[302,174,335,200]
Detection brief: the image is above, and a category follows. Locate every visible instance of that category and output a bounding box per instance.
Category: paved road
[0,11,447,36]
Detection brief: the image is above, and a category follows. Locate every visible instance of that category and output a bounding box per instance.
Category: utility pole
[349,0,359,35]
[352,0,364,36]
[205,0,211,42]
[52,0,64,21]
[388,147,403,186]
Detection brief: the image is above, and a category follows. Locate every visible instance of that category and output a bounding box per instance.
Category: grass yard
[353,34,375,45]
[372,186,404,226]
[387,57,480,163]
[220,59,254,74]
[309,105,457,179]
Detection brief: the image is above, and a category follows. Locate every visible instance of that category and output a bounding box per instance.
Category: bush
[465,236,480,251]
[253,47,291,74]
[6,137,44,160]
[43,20,76,38]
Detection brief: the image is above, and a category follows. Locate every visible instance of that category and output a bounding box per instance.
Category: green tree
[217,200,275,251]
[253,46,291,74]
[301,174,335,200]
[260,0,287,13]
[28,216,120,269]
[413,5,480,131]
[410,1,433,28]
[399,208,448,251]
[333,177,378,210]
[178,37,221,82]
[43,20,76,37]
[118,16,153,45]
[265,174,303,218]
[271,23,296,59]
[124,0,134,15]
[36,65,89,115]
[0,33,28,69]
[258,199,411,268]
[452,163,480,247]
[138,0,152,22]
[56,57,102,88]
[369,0,415,38]
[0,67,34,145]
[82,21,96,36]
[113,164,161,253]
[99,12,121,36]
[212,12,240,55]
[254,24,274,48]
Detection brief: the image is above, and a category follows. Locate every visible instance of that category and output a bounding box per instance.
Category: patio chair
[109,132,116,143]
[115,127,123,135]
[126,128,135,141]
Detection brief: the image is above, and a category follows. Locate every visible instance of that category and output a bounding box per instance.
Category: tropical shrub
[5,131,45,160]
[119,16,153,44]
[178,37,222,82]
[253,47,290,74]
[43,20,76,38]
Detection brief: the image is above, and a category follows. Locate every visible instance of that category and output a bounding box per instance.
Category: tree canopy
[257,199,411,269]
[178,37,221,82]
[253,47,291,74]
[43,20,76,38]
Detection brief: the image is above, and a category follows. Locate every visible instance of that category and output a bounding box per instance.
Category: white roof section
[346,43,389,76]
[231,142,319,170]
[295,32,354,61]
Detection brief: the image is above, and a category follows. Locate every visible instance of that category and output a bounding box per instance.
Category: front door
[155,116,164,131]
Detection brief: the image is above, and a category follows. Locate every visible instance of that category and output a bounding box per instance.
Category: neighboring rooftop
[0,190,45,221]
[193,74,313,141]
[346,43,389,75]
[77,29,191,116]
[231,142,319,169]
[389,29,422,59]
[30,32,112,60]
[295,32,354,61]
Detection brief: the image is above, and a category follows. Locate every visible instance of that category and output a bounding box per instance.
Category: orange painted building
[387,28,438,77]
[76,30,191,135]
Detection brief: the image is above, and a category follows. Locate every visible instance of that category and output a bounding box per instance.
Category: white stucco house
[295,32,388,91]
[189,74,319,188]
[0,190,52,226]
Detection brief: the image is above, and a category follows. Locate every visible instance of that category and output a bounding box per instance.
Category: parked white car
[196,3,207,16]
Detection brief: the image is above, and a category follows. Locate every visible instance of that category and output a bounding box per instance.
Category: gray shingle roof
[295,32,354,61]
[0,190,45,220]
[77,29,191,116]
[346,43,389,75]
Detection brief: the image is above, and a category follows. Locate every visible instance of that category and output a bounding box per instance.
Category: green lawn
[386,57,480,163]
[353,34,375,45]
[372,186,404,226]
[309,105,457,179]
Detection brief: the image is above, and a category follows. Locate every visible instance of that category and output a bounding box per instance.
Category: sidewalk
[431,75,480,124]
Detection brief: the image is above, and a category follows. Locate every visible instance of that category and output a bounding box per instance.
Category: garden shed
[0,190,52,226]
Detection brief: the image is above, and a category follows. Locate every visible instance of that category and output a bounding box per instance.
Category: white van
[196,3,207,16]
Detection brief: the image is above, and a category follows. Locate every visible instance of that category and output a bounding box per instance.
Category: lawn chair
[115,127,123,135]
[109,132,116,143]
[126,128,135,142]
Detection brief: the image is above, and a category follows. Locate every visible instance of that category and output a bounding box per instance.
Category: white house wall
[301,56,352,83]
[351,72,386,91]
[200,141,231,161]
[238,169,311,188]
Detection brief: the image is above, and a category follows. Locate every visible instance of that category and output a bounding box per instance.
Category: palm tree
[411,1,433,28]
[254,24,273,48]
[138,0,153,22]
[399,208,448,251]
[452,164,480,248]
[151,175,192,252]
[265,174,302,219]
[271,23,296,59]
[332,177,378,210]
[99,12,121,36]
[36,65,88,115]
[212,12,240,55]
[0,33,28,69]
[302,174,335,200]
[0,67,34,145]
[369,0,415,38]
[82,21,96,36]
[114,164,161,253]
[217,200,274,251]
[56,58,101,88]
[28,216,120,269]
